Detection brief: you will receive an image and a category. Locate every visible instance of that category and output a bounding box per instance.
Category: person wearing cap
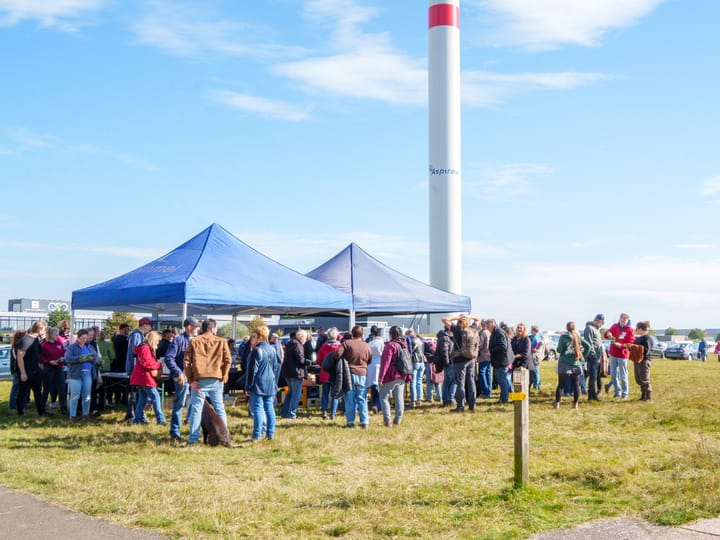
[184,318,232,445]
[583,314,606,401]
[123,317,154,422]
[164,316,200,443]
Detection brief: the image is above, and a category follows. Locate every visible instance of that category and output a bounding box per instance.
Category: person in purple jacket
[378,326,411,426]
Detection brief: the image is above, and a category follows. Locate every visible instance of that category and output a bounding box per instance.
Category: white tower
[428,0,462,295]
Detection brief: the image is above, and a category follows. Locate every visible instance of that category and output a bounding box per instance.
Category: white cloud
[131,1,306,60]
[210,91,311,122]
[463,70,609,106]
[701,176,720,196]
[0,0,105,31]
[471,0,665,50]
[0,241,160,259]
[464,256,720,329]
[464,163,553,201]
[676,244,719,250]
[3,127,60,151]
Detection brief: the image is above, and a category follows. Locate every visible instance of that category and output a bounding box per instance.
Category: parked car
[0,344,11,380]
[664,341,698,360]
[651,341,667,358]
[544,334,559,361]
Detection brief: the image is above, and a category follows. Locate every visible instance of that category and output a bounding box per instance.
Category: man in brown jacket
[184,318,232,445]
[336,325,372,428]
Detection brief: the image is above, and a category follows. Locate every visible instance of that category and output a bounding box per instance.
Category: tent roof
[71,223,352,315]
[305,242,471,315]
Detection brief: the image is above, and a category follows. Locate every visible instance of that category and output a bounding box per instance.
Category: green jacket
[97,339,115,371]
[557,332,590,366]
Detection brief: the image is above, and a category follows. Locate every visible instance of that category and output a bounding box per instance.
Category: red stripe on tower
[428,4,459,29]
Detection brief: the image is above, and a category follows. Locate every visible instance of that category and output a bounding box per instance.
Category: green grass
[1,356,719,539]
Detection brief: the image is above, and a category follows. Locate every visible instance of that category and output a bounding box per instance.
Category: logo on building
[47,302,70,312]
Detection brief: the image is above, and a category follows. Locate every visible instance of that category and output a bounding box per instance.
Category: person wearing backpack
[378,326,411,426]
[442,314,480,413]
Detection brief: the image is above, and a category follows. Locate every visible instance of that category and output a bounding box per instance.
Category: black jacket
[489,328,513,368]
[281,339,307,380]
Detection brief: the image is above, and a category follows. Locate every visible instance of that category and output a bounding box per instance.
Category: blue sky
[1,0,718,332]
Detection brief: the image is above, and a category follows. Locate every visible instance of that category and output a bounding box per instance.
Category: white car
[0,345,11,380]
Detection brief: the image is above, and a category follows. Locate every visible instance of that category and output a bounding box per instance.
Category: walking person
[378,326,410,426]
[583,314,605,401]
[246,326,281,441]
[604,313,635,399]
[554,322,590,410]
[183,318,232,445]
[633,321,653,401]
[164,317,200,443]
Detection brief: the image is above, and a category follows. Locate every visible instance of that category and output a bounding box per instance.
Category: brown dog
[201,398,232,447]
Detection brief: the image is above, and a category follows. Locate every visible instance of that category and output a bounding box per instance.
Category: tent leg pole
[349,310,355,330]
[232,313,237,340]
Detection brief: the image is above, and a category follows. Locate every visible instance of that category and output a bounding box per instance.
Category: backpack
[394,344,413,376]
[459,327,480,359]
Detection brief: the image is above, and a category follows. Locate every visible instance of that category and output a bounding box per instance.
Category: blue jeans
[250,393,276,440]
[411,362,425,402]
[379,379,405,424]
[135,386,166,424]
[477,362,492,398]
[609,355,628,398]
[321,382,338,417]
[442,364,457,405]
[169,381,189,437]
[531,362,541,390]
[68,369,93,417]
[494,366,510,403]
[345,374,368,426]
[187,378,227,444]
[281,377,303,419]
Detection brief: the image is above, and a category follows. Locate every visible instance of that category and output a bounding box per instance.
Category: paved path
[0,486,167,539]
[528,516,720,539]
[3,484,719,539]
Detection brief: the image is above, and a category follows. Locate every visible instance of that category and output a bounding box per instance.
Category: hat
[594,314,605,322]
[118,323,130,330]
[138,317,153,327]
[183,316,200,327]
[270,332,279,338]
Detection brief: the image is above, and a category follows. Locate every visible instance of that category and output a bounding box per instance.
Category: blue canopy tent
[305,242,471,326]
[71,224,352,320]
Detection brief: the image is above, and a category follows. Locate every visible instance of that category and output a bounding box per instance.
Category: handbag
[628,344,645,363]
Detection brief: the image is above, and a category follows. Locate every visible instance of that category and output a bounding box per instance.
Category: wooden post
[512,367,530,487]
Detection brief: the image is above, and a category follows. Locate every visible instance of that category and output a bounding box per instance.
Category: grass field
[0,357,719,539]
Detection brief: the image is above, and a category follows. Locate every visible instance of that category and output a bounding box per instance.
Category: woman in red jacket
[129,330,166,425]
[316,327,341,420]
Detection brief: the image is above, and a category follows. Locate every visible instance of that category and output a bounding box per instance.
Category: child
[129,330,166,425]
[633,321,653,402]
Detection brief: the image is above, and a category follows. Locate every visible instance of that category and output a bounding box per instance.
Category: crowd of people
[6,312,665,444]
